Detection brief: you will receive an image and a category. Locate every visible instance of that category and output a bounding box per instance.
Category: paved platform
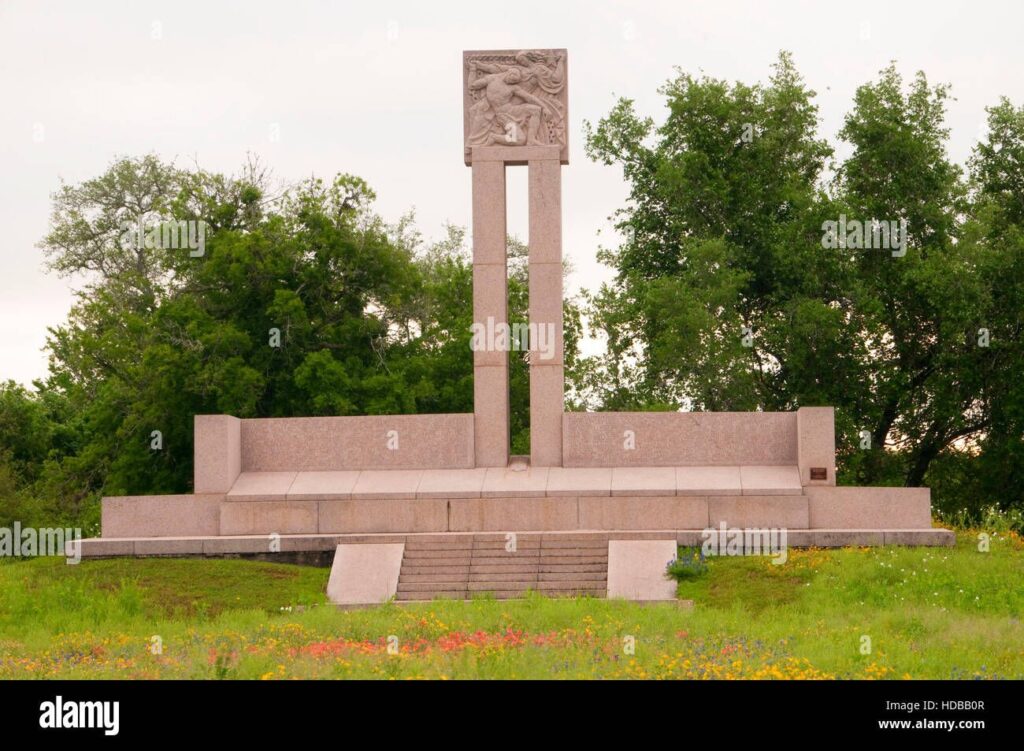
[222,465,804,500]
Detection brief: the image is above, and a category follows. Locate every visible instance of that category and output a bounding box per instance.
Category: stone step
[538,555,608,563]
[399,573,471,583]
[396,535,613,601]
[541,540,609,549]
[472,540,542,549]
[404,542,475,551]
[397,582,469,593]
[463,585,606,596]
[468,549,544,561]
[468,572,540,582]
[467,580,538,591]
[401,564,471,575]
[402,550,474,559]
[470,564,540,574]
[400,556,473,565]
[538,563,607,573]
[538,571,607,582]
[394,591,465,601]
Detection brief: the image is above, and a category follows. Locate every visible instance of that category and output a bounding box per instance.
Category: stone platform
[99,460,946,539]
[91,406,953,562]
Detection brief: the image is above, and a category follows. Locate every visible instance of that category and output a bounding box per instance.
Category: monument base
[86,407,954,602]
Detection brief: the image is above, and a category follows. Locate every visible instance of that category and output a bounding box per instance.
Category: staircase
[395,535,608,601]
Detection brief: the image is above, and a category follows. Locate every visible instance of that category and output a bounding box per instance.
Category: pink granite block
[340,416,474,470]
[469,145,564,166]
[240,414,474,471]
[449,496,578,531]
[611,467,677,496]
[707,495,809,529]
[102,494,223,538]
[546,467,612,496]
[278,535,348,552]
[797,406,837,486]
[417,468,488,498]
[194,415,241,493]
[318,498,448,534]
[327,543,405,605]
[474,365,509,467]
[78,538,136,557]
[676,531,704,547]
[530,365,564,467]
[350,470,424,499]
[579,496,708,530]
[562,412,799,467]
[607,540,677,601]
[220,500,318,535]
[286,471,360,500]
[527,264,564,365]
[813,530,886,547]
[739,465,802,495]
[482,466,551,497]
[133,538,206,556]
[775,530,814,547]
[226,471,297,501]
[675,466,742,496]
[472,263,509,368]
[883,529,954,546]
[203,536,276,555]
[471,159,507,264]
[528,158,563,264]
[805,486,932,529]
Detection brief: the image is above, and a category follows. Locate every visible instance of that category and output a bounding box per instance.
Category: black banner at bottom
[0,679,1013,742]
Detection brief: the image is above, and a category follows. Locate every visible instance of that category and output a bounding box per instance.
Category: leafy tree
[582,54,1023,513]
[25,155,581,521]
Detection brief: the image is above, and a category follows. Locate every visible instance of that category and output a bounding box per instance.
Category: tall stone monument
[84,46,951,582]
[463,49,568,468]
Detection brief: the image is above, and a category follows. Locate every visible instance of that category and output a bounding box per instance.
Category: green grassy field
[0,531,1021,679]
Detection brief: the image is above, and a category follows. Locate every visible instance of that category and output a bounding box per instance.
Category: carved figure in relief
[466,51,565,149]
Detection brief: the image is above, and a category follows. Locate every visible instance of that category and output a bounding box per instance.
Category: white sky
[1,0,1020,387]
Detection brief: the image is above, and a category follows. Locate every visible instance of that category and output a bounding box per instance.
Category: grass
[0,530,1021,679]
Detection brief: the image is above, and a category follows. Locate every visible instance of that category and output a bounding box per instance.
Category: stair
[395,535,608,601]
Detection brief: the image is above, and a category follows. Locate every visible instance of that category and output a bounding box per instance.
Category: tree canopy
[579,53,1023,512]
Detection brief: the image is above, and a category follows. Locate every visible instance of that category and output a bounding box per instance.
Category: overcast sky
[1,0,1020,387]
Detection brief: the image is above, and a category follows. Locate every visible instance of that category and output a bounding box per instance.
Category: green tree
[582,54,1023,513]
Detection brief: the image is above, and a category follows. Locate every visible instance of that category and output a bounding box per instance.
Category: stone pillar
[464,49,569,468]
[797,406,837,486]
[471,158,510,467]
[528,154,564,466]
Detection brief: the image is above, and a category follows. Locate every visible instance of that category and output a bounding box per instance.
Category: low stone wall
[240,414,475,471]
[102,494,223,538]
[562,411,799,467]
[194,413,475,491]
